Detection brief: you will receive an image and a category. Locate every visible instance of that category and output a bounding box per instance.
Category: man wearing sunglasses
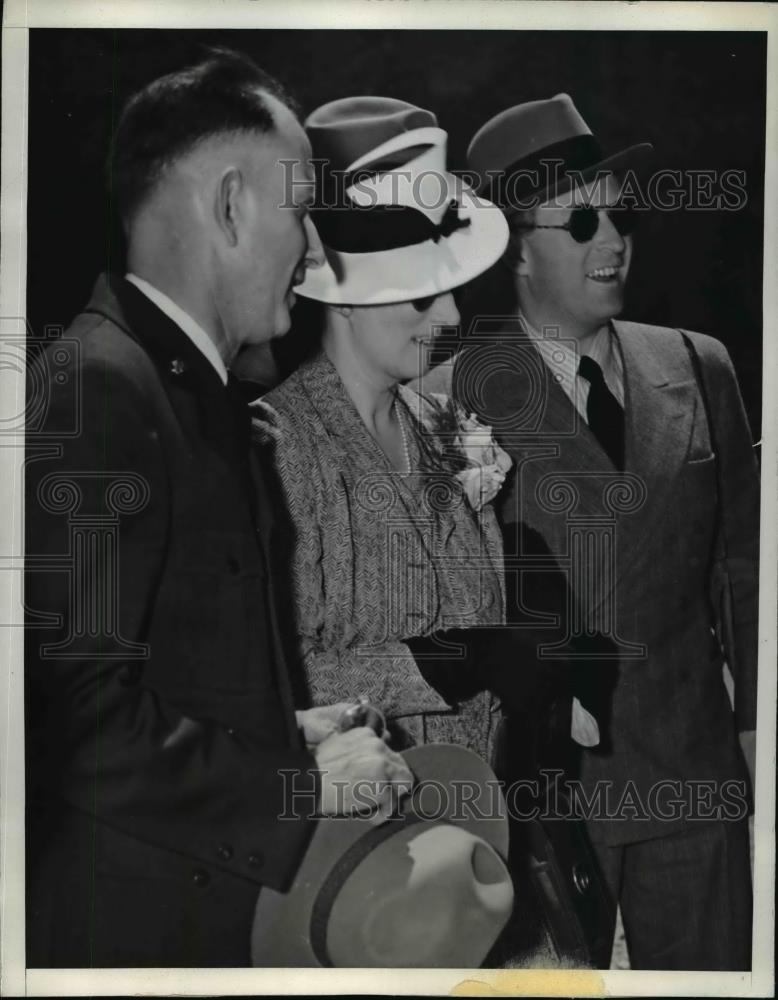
[439,94,760,970]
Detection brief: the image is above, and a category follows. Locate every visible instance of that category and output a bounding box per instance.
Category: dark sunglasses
[516,205,640,244]
[411,287,465,313]
[411,295,436,313]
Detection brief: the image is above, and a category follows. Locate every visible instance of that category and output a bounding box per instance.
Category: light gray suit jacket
[414,320,759,845]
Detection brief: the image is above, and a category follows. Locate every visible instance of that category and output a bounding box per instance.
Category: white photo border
[2,2,775,996]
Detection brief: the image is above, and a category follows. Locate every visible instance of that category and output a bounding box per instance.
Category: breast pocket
[160,528,269,694]
[680,452,717,494]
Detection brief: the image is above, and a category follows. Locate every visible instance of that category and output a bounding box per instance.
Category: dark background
[27,29,766,435]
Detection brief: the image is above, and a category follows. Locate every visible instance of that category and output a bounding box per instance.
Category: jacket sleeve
[690,332,760,732]
[26,347,318,890]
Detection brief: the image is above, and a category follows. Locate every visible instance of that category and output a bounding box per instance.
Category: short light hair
[109,47,298,226]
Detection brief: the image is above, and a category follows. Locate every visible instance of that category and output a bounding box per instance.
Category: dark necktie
[578,355,624,469]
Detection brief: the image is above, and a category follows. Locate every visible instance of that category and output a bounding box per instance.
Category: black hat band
[482,133,605,208]
[311,199,471,254]
[309,812,436,966]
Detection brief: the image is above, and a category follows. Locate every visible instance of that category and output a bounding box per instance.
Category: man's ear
[215,167,243,248]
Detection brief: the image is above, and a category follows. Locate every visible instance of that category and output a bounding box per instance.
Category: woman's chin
[272,305,293,340]
[411,355,434,382]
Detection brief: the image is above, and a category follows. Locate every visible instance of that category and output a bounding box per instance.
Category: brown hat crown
[306,96,438,174]
[467,93,652,211]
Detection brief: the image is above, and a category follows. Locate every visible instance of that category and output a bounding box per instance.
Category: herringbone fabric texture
[254,353,505,761]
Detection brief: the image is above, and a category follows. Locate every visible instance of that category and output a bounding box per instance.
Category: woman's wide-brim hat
[250,743,514,968]
[296,96,509,306]
[467,93,654,215]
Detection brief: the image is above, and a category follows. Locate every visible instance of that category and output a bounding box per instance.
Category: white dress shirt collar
[125,273,228,386]
[518,312,624,411]
[519,311,582,405]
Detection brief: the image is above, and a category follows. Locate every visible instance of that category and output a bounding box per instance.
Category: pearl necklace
[394,398,412,474]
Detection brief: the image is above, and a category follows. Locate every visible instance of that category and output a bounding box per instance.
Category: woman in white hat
[254,97,511,759]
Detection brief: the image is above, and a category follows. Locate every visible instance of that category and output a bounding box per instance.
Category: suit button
[117,664,142,687]
[216,843,233,862]
[225,727,237,738]
[248,850,264,869]
[192,869,210,888]
[572,864,590,895]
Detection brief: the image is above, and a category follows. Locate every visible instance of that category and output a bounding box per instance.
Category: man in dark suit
[428,95,759,969]
[25,49,411,968]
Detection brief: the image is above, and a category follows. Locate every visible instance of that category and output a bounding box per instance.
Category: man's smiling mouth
[587,265,620,281]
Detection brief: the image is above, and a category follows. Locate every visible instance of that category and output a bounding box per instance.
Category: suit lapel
[616,321,697,501]
[476,319,699,619]
[606,321,698,587]
[474,326,617,539]
[86,274,227,398]
[88,273,258,491]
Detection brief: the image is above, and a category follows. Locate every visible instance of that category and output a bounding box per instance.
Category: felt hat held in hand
[251,743,514,968]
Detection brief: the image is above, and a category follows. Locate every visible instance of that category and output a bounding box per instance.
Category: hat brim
[325,822,513,967]
[296,185,509,306]
[513,141,655,212]
[250,743,510,967]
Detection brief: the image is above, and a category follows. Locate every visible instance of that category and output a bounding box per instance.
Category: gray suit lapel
[487,331,617,537]
[616,321,697,495]
[605,322,698,588]
[453,319,701,643]
[505,321,698,631]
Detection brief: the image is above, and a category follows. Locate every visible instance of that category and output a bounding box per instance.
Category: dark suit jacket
[427,319,759,845]
[25,275,318,966]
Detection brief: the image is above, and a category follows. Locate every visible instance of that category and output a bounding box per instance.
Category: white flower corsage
[422,395,512,511]
[454,410,512,510]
